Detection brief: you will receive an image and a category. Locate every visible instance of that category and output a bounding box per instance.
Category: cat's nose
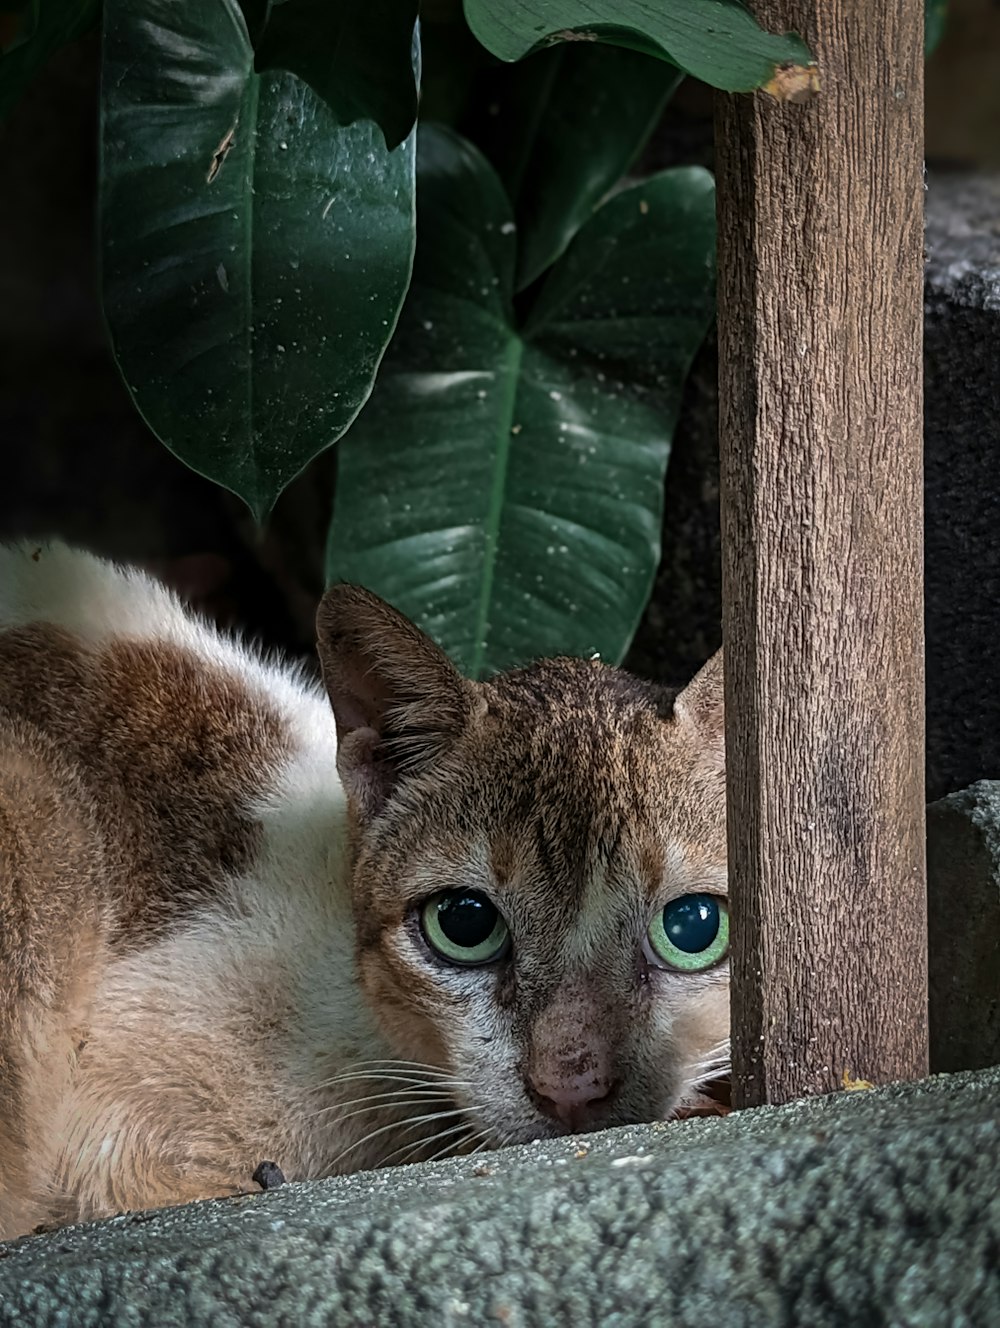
[531,1074,618,1131]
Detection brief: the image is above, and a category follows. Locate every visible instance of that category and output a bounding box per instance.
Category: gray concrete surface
[1,1066,997,1327]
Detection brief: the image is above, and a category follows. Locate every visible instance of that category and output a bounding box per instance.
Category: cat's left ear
[671,649,725,768]
[316,585,481,821]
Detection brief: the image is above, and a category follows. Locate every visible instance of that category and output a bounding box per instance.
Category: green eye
[420,890,510,966]
[646,894,729,972]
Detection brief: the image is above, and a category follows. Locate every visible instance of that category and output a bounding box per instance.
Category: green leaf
[926,0,946,55]
[467,43,681,290]
[326,125,715,677]
[101,0,417,522]
[462,0,812,91]
[246,0,419,151]
[0,0,97,118]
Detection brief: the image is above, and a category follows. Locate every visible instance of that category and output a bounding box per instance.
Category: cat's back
[0,543,345,1234]
[0,540,319,941]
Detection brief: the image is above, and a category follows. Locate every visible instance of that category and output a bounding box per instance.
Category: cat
[0,541,729,1240]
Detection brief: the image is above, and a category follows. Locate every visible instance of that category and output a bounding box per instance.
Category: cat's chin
[471,1104,672,1149]
[491,1119,577,1147]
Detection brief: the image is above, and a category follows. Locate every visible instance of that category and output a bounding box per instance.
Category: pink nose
[530,1073,618,1131]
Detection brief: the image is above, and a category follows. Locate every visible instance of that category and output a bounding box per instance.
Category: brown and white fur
[0,541,729,1240]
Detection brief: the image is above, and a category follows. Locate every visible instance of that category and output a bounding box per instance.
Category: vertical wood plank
[716,0,929,1107]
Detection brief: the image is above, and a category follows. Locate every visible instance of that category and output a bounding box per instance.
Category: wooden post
[716,0,928,1107]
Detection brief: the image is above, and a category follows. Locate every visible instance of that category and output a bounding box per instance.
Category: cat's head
[316,586,728,1146]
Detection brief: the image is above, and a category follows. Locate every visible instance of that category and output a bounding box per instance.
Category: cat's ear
[672,650,725,767]
[316,585,480,821]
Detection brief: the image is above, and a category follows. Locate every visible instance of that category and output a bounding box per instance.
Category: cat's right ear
[316,585,480,822]
[671,649,725,770]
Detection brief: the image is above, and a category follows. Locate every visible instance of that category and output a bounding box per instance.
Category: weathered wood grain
[715,0,928,1106]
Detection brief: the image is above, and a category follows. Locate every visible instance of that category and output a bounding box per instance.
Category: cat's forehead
[446,657,723,862]
[476,658,678,809]
[482,656,669,724]
[360,655,726,924]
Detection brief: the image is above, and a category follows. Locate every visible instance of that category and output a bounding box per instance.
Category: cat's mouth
[329,1059,730,1172]
[458,1072,732,1150]
[457,1084,663,1150]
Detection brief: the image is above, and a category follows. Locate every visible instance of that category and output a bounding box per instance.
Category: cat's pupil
[663,895,720,953]
[436,891,497,948]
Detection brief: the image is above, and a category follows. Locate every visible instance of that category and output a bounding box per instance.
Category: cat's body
[0,542,729,1240]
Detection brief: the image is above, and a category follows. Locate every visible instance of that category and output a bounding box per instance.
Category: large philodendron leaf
[243,0,420,150]
[463,0,812,91]
[466,43,681,291]
[326,125,715,678]
[101,0,416,521]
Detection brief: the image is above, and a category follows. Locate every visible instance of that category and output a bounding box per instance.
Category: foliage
[467,42,682,291]
[462,0,811,90]
[327,128,715,676]
[95,0,774,666]
[0,0,946,670]
[101,0,416,521]
[239,0,420,150]
[926,0,947,54]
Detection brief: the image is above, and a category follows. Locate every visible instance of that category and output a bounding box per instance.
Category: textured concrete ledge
[1,1067,998,1327]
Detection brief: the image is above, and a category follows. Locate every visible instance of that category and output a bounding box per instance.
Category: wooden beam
[716,0,928,1108]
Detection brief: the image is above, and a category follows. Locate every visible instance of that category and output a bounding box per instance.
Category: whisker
[312,1068,472,1094]
[332,1060,463,1078]
[488,1128,516,1154]
[465,1125,499,1159]
[309,1093,455,1128]
[314,1069,465,1088]
[353,1058,452,1069]
[305,1085,459,1123]
[686,1041,732,1084]
[423,1129,478,1166]
[676,1042,733,1114]
[683,1063,728,1083]
[689,1060,730,1082]
[694,1039,731,1065]
[328,1106,465,1172]
[385,1120,477,1169]
[465,1126,494,1153]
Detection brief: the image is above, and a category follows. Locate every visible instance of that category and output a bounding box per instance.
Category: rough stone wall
[922,174,1000,799]
[928,780,1000,1072]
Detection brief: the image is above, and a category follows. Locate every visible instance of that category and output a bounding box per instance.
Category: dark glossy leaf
[327,125,715,677]
[463,0,811,91]
[248,0,419,151]
[926,0,946,55]
[467,43,681,290]
[0,0,96,117]
[101,0,416,522]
